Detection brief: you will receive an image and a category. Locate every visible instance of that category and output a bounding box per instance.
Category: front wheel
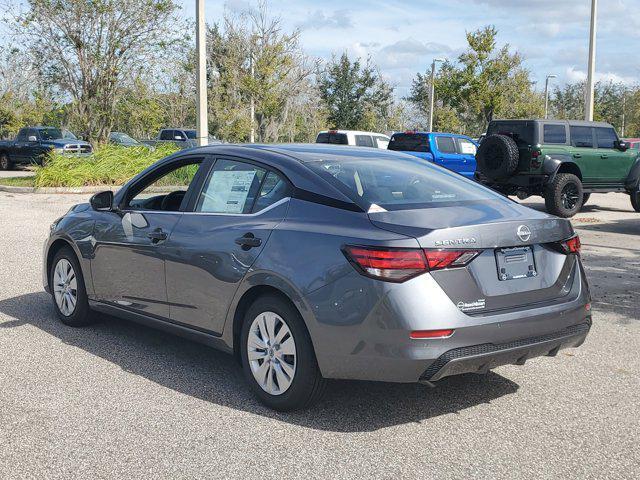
[581,193,591,208]
[631,190,640,212]
[544,173,584,218]
[50,247,94,327]
[240,295,326,411]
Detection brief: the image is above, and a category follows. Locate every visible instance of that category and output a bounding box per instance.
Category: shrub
[34,144,179,187]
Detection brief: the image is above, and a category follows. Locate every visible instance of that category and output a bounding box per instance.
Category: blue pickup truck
[387,131,478,179]
[0,126,92,170]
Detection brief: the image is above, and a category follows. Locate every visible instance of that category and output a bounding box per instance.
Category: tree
[317,53,393,130]
[407,26,542,134]
[8,0,184,143]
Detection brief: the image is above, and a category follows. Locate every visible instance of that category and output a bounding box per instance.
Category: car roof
[490,119,614,128]
[318,130,389,137]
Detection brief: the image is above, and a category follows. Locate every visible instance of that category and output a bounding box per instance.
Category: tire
[581,193,591,209]
[544,173,584,218]
[49,246,94,327]
[631,190,640,212]
[475,134,520,180]
[240,294,327,411]
[0,153,14,171]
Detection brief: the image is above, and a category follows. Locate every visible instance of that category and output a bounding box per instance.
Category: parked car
[109,131,151,149]
[143,128,220,149]
[316,130,390,149]
[387,131,479,179]
[475,120,640,217]
[0,126,92,170]
[43,143,591,411]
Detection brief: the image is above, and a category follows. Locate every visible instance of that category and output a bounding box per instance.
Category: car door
[434,135,465,173]
[594,126,634,184]
[455,137,478,178]
[163,157,290,334]
[90,155,209,319]
[569,125,600,183]
[13,128,29,163]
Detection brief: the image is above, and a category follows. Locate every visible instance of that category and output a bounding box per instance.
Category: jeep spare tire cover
[475,134,520,180]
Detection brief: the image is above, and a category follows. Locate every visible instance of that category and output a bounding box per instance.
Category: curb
[0,184,123,194]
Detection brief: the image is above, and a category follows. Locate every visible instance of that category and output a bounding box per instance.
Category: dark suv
[475,120,640,217]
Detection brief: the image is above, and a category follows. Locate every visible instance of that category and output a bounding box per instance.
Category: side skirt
[89,300,234,354]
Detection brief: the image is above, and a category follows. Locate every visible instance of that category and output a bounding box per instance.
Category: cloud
[300,10,353,30]
[375,38,452,69]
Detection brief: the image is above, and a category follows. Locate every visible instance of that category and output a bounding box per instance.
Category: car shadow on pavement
[577,218,640,236]
[0,292,519,433]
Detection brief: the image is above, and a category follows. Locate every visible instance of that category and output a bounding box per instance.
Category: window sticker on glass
[199,170,257,213]
[459,140,477,154]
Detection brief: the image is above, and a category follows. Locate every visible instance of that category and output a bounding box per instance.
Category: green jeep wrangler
[475,119,640,217]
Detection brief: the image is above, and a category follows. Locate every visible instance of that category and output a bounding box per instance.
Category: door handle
[600,154,609,159]
[235,233,262,250]
[573,153,582,158]
[147,228,168,243]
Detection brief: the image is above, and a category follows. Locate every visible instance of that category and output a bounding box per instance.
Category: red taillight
[562,235,581,254]
[343,246,480,282]
[410,329,455,339]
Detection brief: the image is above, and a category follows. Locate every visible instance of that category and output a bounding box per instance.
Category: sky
[183,0,640,97]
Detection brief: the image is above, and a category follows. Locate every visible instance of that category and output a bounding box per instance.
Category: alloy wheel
[561,183,580,210]
[53,258,78,316]
[247,311,297,395]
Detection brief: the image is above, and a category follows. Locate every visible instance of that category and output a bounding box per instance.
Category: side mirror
[90,191,114,211]
[174,135,184,141]
[616,140,629,151]
[28,135,37,142]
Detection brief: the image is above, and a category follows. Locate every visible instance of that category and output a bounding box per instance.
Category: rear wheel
[0,153,13,171]
[475,134,520,180]
[544,173,584,218]
[240,295,326,411]
[631,190,640,212]
[50,247,94,327]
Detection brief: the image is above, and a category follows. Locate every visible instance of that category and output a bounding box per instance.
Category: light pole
[195,0,208,146]
[428,58,445,132]
[544,74,557,119]
[585,0,597,121]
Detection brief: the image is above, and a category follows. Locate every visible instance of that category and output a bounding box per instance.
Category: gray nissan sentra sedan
[43,144,591,410]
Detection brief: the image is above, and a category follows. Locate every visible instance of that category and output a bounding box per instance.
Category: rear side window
[316,132,348,145]
[570,126,594,148]
[435,136,457,153]
[457,138,477,155]
[487,122,534,146]
[252,171,290,212]
[355,135,374,147]
[543,124,567,144]
[595,128,617,149]
[196,159,266,214]
[305,156,503,211]
[388,134,430,152]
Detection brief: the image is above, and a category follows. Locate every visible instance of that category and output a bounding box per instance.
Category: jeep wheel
[475,134,520,180]
[631,191,640,212]
[544,173,584,218]
[0,153,13,171]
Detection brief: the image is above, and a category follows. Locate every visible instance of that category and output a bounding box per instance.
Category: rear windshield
[316,132,348,145]
[487,122,534,146]
[388,133,430,152]
[304,156,502,211]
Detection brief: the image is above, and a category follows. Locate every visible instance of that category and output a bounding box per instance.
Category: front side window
[196,159,267,214]
[304,155,504,211]
[435,136,457,153]
[127,161,202,211]
[355,135,374,147]
[543,124,567,144]
[16,129,28,141]
[595,127,618,149]
[375,136,390,149]
[570,126,594,148]
[159,130,174,140]
[39,128,63,140]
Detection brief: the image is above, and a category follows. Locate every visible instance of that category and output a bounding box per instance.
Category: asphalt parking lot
[0,190,638,479]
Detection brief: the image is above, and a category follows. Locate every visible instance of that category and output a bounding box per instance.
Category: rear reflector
[343,246,480,282]
[410,329,455,339]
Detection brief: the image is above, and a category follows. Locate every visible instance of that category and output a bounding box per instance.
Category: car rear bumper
[420,321,590,382]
